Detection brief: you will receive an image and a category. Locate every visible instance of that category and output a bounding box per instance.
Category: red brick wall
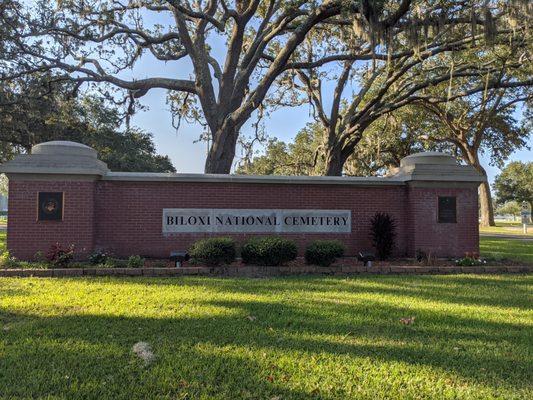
[7,180,96,260]
[407,186,479,257]
[7,178,479,260]
[94,181,409,258]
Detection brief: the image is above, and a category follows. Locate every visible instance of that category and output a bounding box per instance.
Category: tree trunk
[460,147,495,228]
[474,164,495,227]
[324,145,345,176]
[479,179,495,227]
[204,124,239,174]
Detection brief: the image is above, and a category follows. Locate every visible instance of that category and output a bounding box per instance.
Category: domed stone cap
[0,140,109,178]
[32,141,97,158]
[400,152,457,167]
[395,151,484,184]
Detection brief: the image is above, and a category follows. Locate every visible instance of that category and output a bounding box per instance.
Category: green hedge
[189,237,236,266]
[241,236,297,266]
[305,240,345,267]
[88,250,109,265]
[127,255,145,268]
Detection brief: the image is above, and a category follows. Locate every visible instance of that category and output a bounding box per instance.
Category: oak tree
[279,1,532,175]
[0,0,417,173]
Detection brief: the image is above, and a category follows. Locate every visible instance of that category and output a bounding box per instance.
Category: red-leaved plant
[46,243,75,267]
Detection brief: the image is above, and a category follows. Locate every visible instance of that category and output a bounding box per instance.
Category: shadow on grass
[1,275,532,399]
[74,274,532,309]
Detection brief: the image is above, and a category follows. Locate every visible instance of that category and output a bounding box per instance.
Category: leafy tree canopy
[0,75,175,172]
[494,201,522,217]
[237,110,444,177]
[493,161,533,210]
[237,124,323,176]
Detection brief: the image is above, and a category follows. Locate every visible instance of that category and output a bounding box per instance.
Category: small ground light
[357,251,375,267]
[170,251,190,268]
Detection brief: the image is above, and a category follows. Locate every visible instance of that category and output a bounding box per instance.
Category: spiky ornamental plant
[369,212,397,260]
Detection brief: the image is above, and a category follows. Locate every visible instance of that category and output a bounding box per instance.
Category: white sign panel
[162,209,351,234]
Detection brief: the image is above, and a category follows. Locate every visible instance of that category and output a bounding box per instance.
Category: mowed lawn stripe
[480,237,533,264]
[0,275,532,399]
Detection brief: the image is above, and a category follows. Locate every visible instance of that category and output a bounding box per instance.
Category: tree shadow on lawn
[83,274,533,310]
[0,321,306,400]
[1,289,531,399]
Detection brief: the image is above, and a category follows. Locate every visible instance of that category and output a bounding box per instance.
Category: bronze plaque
[438,196,456,223]
[38,192,63,221]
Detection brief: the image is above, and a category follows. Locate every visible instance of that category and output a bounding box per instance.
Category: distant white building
[0,194,7,211]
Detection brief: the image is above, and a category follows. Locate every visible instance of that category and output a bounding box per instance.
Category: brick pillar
[397,152,482,258]
[7,179,97,260]
[406,184,480,258]
[1,141,108,261]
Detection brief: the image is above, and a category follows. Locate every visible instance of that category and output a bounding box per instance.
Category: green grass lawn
[1,275,532,399]
[480,237,533,264]
[479,221,533,237]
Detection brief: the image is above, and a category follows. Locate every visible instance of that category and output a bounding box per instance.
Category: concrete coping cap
[0,142,481,184]
[400,152,457,167]
[31,141,97,158]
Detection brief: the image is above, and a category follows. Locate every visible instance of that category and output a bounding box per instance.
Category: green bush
[127,255,145,268]
[189,237,236,266]
[1,250,52,270]
[88,250,109,265]
[305,240,345,267]
[241,236,297,266]
[0,249,20,269]
[33,251,45,262]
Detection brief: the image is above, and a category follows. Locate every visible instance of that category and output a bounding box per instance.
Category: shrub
[46,243,75,267]
[33,251,45,262]
[305,240,345,267]
[0,249,10,266]
[101,258,128,268]
[241,236,297,266]
[189,237,236,266]
[127,255,145,268]
[0,250,20,269]
[89,250,109,265]
[369,213,396,260]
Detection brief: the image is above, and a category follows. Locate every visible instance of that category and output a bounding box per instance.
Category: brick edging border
[0,265,531,278]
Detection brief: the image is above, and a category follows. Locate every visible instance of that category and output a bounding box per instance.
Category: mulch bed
[146,256,527,269]
[1,259,531,278]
